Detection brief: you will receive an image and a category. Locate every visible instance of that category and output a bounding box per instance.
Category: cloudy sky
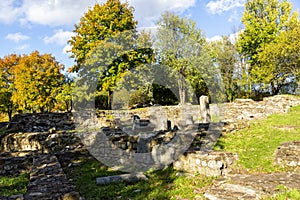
[1,0,299,70]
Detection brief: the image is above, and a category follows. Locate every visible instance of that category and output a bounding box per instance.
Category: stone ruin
[0,130,85,200]
[7,112,75,133]
[1,95,300,199]
[274,141,300,168]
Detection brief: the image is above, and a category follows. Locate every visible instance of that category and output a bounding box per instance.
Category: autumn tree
[80,30,154,109]
[155,12,216,104]
[0,54,21,120]
[12,51,64,112]
[68,0,137,72]
[237,0,299,95]
[69,0,154,109]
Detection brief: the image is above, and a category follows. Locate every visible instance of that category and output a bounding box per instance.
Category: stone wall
[274,141,300,167]
[173,151,238,176]
[6,95,300,134]
[8,112,75,132]
[222,95,300,132]
[0,155,32,176]
[97,95,300,133]
[0,131,82,154]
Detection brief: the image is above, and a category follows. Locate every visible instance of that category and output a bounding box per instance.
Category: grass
[214,105,300,173]
[266,185,300,200]
[64,157,214,200]
[0,172,30,196]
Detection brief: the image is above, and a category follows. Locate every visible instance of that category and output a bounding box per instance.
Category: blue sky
[1,0,299,71]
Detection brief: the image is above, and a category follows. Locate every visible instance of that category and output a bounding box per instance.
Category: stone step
[204,183,263,200]
[24,154,80,200]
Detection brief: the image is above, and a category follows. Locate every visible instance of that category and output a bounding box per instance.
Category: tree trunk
[8,110,12,121]
[178,75,186,105]
[108,90,113,110]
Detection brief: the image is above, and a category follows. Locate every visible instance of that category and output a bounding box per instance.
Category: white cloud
[21,0,98,26]
[44,29,75,46]
[5,32,30,43]
[229,30,242,43]
[207,35,222,42]
[0,0,22,23]
[207,30,242,43]
[129,0,196,27]
[1,0,196,29]
[228,9,239,22]
[63,44,72,54]
[16,44,29,50]
[206,0,244,15]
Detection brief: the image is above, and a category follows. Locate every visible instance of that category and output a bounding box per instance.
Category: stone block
[173,151,238,176]
[274,141,300,167]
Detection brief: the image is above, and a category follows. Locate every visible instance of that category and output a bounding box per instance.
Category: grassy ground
[267,185,300,200]
[215,105,300,173]
[64,157,214,200]
[0,172,30,196]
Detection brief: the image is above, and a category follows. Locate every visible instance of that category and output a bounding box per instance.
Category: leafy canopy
[68,0,137,72]
[12,51,64,112]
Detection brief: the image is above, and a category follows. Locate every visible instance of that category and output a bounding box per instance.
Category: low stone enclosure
[1,95,300,199]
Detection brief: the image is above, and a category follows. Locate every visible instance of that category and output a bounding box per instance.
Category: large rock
[173,151,238,176]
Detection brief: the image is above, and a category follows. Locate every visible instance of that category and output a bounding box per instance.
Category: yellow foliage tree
[12,51,65,112]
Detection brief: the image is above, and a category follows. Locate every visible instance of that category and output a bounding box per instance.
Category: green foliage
[129,85,152,107]
[237,0,299,96]
[69,1,154,109]
[0,172,30,196]
[152,84,178,105]
[55,76,74,112]
[210,36,240,102]
[155,12,214,104]
[215,104,300,172]
[68,0,137,70]
[257,22,300,94]
[95,91,109,110]
[237,0,297,66]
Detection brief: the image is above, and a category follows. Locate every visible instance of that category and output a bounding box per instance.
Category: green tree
[257,22,300,94]
[155,12,214,104]
[69,1,154,109]
[68,0,137,72]
[237,0,299,95]
[12,51,64,112]
[55,75,74,112]
[79,30,154,109]
[210,36,239,101]
[0,54,20,120]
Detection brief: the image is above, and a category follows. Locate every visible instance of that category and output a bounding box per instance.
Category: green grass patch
[266,185,300,200]
[0,172,30,196]
[64,158,214,200]
[214,105,300,172]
